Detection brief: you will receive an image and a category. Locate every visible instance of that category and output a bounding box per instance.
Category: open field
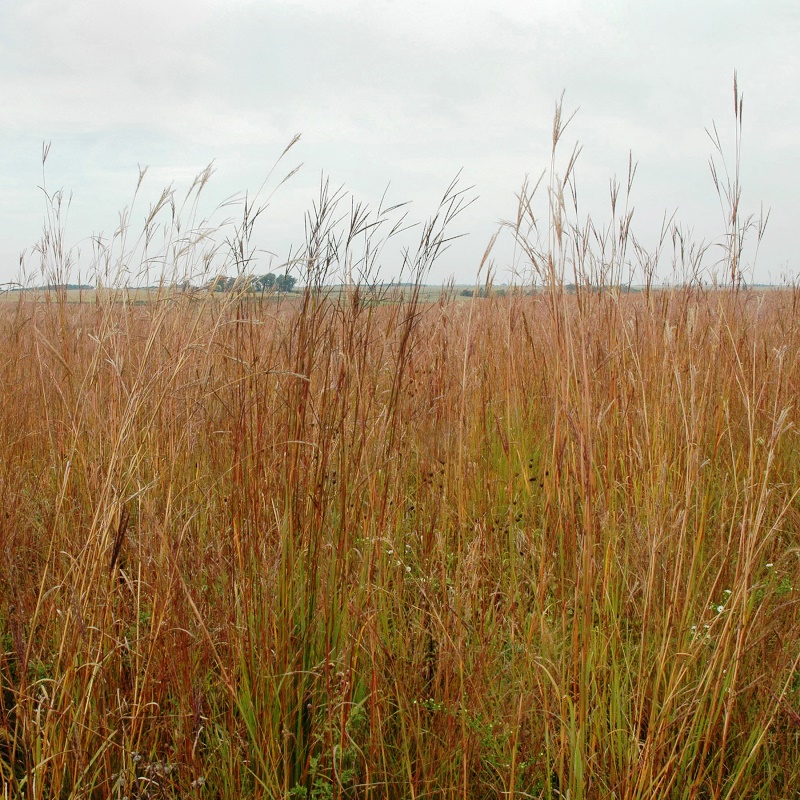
[0,285,497,306]
[2,282,800,799]
[0,288,174,305]
[2,84,797,798]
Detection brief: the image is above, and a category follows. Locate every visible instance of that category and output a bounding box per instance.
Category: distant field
[2,285,800,799]
[0,285,472,305]
[0,287,176,304]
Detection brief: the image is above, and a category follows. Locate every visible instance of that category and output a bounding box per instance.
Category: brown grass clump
[2,86,800,799]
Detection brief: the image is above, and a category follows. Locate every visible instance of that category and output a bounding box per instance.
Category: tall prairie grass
[2,89,800,799]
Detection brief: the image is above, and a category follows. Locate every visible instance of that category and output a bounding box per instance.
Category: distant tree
[256,273,277,291]
[210,275,236,292]
[275,273,297,292]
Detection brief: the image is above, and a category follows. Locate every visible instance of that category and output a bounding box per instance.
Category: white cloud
[1,0,799,283]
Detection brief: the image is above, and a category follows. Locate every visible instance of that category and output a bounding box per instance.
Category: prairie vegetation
[2,91,800,799]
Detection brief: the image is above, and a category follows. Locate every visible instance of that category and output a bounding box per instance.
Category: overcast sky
[1,0,798,286]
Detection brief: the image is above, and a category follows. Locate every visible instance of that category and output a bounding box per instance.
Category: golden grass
[3,82,799,799]
[2,282,800,799]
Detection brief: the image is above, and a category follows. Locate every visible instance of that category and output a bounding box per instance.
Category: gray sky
[1,0,798,286]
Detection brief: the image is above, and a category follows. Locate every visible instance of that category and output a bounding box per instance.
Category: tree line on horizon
[209,272,298,293]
